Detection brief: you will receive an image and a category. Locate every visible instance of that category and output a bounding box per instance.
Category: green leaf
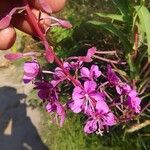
[135,6,150,62]
[88,21,131,52]
[112,0,130,18]
[96,13,124,22]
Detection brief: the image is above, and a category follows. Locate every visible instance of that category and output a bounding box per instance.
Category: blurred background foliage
[16,0,150,149]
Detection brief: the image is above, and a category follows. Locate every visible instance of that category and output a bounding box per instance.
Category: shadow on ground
[0,86,48,150]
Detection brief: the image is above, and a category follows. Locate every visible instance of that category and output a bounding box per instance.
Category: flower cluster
[2,1,142,135]
[19,48,141,135]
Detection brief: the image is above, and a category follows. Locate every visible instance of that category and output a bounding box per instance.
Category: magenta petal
[72,86,84,101]
[24,62,39,76]
[38,90,49,99]
[84,120,97,134]
[0,7,25,29]
[107,65,119,84]
[71,99,84,113]
[122,84,131,93]
[104,112,116,126]
[116,85,122,95]
[23,61,39,83]
[5,53,23,61]
[58,19,72,28]
[127,96,141,113]
[84,81,97,93]
[46,103,53,113]
[90,92,104,102]
[80,67,90,78]
[23,75,33,84]
[90,65,101,78]
[128,90,137,98]
[55,102,64,115]
[78,56,92,62]
[70,101,83,113]
[96,101,109,113]
[87,47,96,58]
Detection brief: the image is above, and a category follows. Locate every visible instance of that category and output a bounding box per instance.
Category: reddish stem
[23,0,81,87]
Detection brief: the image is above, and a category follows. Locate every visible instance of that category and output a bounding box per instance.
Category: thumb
[0,26,16,50]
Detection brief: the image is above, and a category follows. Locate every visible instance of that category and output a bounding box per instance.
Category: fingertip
[12,9,51,36]
[0,27,16,50]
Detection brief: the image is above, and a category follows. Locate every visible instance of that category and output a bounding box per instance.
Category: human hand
[0,0,66,50]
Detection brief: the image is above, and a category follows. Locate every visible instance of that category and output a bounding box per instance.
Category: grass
[40,110,150,150]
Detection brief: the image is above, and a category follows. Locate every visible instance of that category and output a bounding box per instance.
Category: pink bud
[58,19,72,28]
[4,53,23,60]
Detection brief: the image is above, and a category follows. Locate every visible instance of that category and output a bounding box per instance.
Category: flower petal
[72,86,84,101]
[84,119,97,134]
[87,47,97,58]
[104,112,116,126]
[90,65,101,78]
[90,92,104,102]
[96,100,109,113]
[84,81,97,93]
[80,67,90,78]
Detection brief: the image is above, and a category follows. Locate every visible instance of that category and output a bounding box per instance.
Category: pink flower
[127,90,141,113]
[46,101,65,127]
[70,81,104,114]
[34,81,58,100]
[79,47,96,62]
[51,63,69,86]
[84,100,116,134]
[107,65,120,85]
[80,65,101,80]
[23,61,40,83]
[57,19,72,28]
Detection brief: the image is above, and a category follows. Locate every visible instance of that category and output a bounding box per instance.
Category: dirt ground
[0,51,48,150]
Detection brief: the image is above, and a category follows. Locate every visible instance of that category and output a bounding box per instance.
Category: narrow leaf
[88,21,131,52]
[135,6,150,62]
[96,13,124,22]
[112,0,130,18]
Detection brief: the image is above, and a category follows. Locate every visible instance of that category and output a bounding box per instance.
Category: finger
[12,9,51,36]
[0,26,16,50]
[29,0,66,13]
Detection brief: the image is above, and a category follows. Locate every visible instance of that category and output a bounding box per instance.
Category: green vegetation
[40,110,150,150]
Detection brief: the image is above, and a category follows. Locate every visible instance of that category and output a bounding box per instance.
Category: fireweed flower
[78,47,96,62]
[108,65,131,94]
[34,81,58,101]
[70,80,104,114]
[51,67,68,87]
[127,90,141,113]
[68,61,83,70]
[107,65,120,85]
[84,100,116,134]
[46,101,66,127]
[107,65,141,113]
[23,61,40,83]
[80,65,101,80]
